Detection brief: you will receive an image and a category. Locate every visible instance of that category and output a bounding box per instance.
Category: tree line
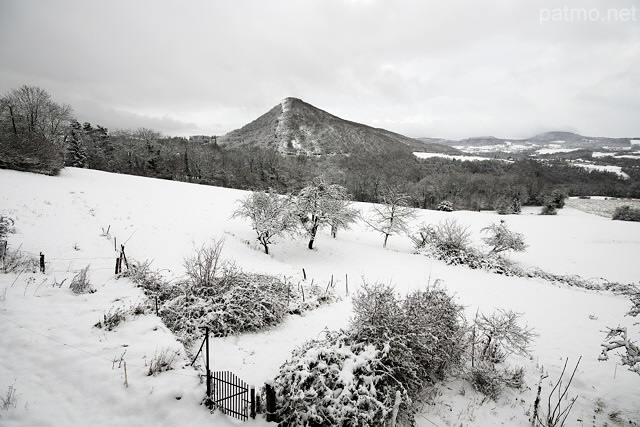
[2,85,639,209]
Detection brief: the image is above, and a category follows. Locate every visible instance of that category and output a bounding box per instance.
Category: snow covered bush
[0,216,13,241]
[469,364,504,401]
[599,327,640,375]
[612,205,640,222]
[351,283,466,398]
[288,281,339,315]
[599,292,640,376]
[481,220,527,255]
[183,239,225,289]
[272,330,408,426]
[162,269,290,342]
[469,310,536,399]
[69,265,94,294]
[413,218,471,264]
[539,204,557,215]
[474,309,537,362]
[272,283,465,425]
[437,200,454,211]
[121,259,181,301]
[147,347,181,376]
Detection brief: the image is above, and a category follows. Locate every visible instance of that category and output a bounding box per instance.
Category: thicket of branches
[273,283,466,425]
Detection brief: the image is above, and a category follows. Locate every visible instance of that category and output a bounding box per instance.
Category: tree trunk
[308,224,318,249]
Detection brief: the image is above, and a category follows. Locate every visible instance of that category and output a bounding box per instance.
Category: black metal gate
[210,371,250,421]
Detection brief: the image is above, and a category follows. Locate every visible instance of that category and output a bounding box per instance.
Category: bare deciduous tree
[232,190,297,254]
[363,189,416,248]
[296,176,351,250]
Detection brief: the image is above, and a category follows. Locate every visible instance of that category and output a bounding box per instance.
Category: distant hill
[418,131,640,158]
[218,97,458,155]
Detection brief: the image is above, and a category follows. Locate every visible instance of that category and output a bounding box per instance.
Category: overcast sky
[1,0,638,140]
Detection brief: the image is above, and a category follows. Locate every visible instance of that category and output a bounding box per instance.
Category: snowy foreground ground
[1,168,639,426]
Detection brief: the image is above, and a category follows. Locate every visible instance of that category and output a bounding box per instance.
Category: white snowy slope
[1,168,638,426]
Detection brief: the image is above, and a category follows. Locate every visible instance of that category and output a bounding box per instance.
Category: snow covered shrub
[612,205,640,222]
[122,259,181,301]
[413,219,471,264]
[0,216,13,241]
[469,364,504,401]
[147,347,181,376]
[495,195,521,215]
[272,330,408,426]
[351,283,466,398]
[183,239,225,289]
[474,309,537,363]
[94,306,126,331]
[437,200,454,212]
[539,204,557,215]
[481,220,527,255]
[539,191,566,215]
[0,133,64,175]
[162,269,290,342]
[599,326,640,376]
[69,265,94,294]
[288,281,339,315]
[550,189,568,209]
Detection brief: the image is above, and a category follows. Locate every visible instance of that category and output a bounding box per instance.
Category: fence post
[250,386,256,419]
[1,240,7,273]
[265,382,276,422]
[205,327,212,409]
[39,252,45,273]
[120,244,129,270]
[302,268,306,280]
[115,258,120,275]
[345,274,349,295]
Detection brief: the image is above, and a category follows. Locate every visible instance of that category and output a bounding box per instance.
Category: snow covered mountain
[218,97,458,156]
[419,131,640,159]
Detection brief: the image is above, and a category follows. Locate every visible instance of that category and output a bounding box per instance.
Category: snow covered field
[1,168,639,426]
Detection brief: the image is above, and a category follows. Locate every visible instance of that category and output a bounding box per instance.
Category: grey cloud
[1,0,638,139]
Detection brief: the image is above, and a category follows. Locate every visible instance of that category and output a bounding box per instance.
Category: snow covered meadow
[1,167,639,426]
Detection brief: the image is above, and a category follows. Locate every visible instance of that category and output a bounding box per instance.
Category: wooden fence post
[39,252,45,273]
[345,274,349,295]
[250,386,256,419]
[265,382,276,422]
[1,240,7,273]
[302,268,306,280]
[120,244,129,270]
[205,327,212,409]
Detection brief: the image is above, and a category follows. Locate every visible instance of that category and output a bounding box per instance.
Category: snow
[570,163,630,179]
[536,148,580,155]
[1,168,639,426]
[593,152,640,159]
[413,152,510,162]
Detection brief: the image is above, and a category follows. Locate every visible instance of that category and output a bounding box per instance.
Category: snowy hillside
[1,168,639,426]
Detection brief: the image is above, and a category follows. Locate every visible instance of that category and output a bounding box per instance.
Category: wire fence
[0,313,200,379]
